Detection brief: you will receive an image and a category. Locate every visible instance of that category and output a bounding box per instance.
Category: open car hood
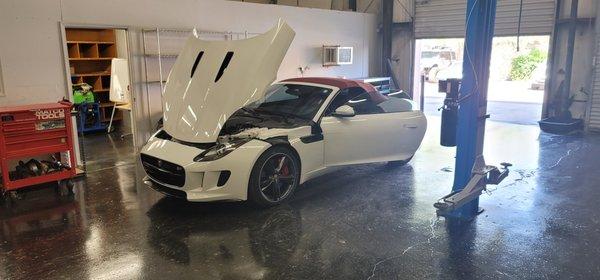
[162,21,295,143]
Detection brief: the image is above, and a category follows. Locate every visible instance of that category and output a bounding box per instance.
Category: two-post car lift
[433,0,511,219]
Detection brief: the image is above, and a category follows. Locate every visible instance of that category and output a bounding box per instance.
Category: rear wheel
[248,146,300,207]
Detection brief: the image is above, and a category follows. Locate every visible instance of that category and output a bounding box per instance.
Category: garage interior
[1,0,600,279]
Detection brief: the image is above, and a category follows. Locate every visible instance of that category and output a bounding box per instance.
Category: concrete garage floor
[1,117,599,279]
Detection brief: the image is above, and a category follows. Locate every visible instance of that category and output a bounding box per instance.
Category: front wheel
[248,146,300,207]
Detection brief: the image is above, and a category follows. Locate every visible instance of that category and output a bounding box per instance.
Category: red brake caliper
[280,156,289,176]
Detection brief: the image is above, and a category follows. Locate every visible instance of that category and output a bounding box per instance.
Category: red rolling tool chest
[0,101,77,200]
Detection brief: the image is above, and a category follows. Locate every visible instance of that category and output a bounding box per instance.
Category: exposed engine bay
[219,108,313,137]
[151,106,314,163]
[155,106,313,145]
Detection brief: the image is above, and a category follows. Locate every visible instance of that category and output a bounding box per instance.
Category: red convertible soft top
[281,77,388,104]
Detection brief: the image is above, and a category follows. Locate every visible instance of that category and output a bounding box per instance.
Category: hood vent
[161,20,295,143]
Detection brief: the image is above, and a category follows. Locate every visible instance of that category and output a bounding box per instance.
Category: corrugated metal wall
[230,0,381,13]
[415,0,556,38]
[589,34,600,130]
[394,0,414,23]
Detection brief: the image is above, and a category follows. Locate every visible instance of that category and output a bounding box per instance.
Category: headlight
[193,139,250,162]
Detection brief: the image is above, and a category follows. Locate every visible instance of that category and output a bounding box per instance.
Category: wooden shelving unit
[66,28,122,123]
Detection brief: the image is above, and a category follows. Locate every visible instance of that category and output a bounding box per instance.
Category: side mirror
[332,105,355,117]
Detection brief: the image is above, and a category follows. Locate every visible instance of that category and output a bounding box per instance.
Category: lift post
[434,0,510,219]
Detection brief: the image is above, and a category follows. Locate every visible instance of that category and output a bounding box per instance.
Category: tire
[248,146,301,207]
[388,155,414,167]
[2,192,13,209]
[57,180,74,197]
[2,191,20,210]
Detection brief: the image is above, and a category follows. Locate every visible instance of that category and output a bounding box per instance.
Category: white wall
[0,1,66,105]
[0,0,379,165]
[0,0,379,106]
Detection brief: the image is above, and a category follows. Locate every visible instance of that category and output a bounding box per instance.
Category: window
[347,92,385,114]
[421,51,438,59]
[326,87,415,116]
[248,84,332,120]
[325,87,362,115]
[377,95,415,113]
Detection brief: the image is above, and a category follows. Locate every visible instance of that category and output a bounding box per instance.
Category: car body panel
[142,136,272,201]
[140,21,427,203]
[321,110,426,166]
[141,122,331,201]
[141,80,427,202]
[162,20,295,143]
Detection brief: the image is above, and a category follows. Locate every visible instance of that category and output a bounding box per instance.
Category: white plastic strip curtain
[414,0,556,38]
[140,28,257,129]
[589,32,600,131]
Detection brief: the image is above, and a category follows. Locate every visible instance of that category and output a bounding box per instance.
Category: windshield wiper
[240,107,256,115]
[239,107,264,119]
[254,108,309,121]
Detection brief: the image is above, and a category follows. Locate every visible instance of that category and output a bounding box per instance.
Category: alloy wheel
[258,153,297,203]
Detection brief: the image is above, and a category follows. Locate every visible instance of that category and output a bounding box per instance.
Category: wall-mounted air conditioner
[323,45,353,66]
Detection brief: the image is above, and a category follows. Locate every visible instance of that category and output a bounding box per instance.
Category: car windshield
[421,51,439,58]
[247,84,332,120]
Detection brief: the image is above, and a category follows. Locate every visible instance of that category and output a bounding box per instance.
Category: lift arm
[434,159,511,214]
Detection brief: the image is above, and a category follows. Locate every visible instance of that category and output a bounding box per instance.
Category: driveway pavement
[423,80,543,125]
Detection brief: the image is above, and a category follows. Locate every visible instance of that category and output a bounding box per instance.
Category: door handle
[404,124,418,129]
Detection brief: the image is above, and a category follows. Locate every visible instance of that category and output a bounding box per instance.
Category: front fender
[141,138,272,201]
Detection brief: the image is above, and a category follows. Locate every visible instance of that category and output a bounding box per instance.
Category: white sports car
[140,21,427,206]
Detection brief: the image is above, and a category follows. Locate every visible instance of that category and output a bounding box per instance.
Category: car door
[320,89,425,166]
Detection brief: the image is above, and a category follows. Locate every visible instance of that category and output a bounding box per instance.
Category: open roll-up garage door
[414,0,556,38]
